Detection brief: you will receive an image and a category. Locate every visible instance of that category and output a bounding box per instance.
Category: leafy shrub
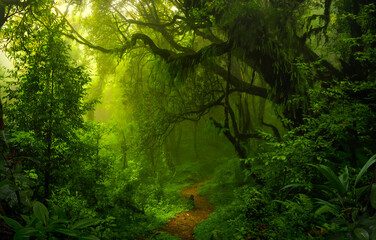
[308,155,376,239]
[1,201,99,240]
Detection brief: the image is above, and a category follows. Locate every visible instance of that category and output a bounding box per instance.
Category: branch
[55,7,120,53]
[63,33,117,53]
[113,5,194,53]
[206,62,268,99]
[0,0,23,6]
[239,132,262,140]
[115,8,185,28]
[131,33,174,60]
[262,121,281,140]
[302,0,332,41]
[178,95,224,116]
[57,16,267,101]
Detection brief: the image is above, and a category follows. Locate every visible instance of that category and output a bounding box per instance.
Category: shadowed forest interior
[0,0,376,239]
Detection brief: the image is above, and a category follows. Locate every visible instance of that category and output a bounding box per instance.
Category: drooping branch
[62,18,270,100]
[114,8,185,29]
[302,0,332,41]
[56,7,119,53]
[262,121,281,140]
[209,117,261,158]
[207,62,268,99]
[60,6,339,106]
[209,117,246,158]
[0,0,28,30]
[259,97,281,140]
[224,51,230,130]
[64,33,117,53]
[130,33,174,60]
[178,95,224,117]
[114,7,194,53]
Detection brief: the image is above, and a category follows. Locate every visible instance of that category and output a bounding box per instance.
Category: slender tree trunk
[193,121,198,160]
[164,140,175,172]
[0,96,8,151]
[121,130,127,169]
[150,148,157,179]
[175,124,182,161]
[44,70,54,200]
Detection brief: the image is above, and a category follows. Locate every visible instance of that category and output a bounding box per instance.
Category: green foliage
[0,201,99,240]
[196,177,321,239]
[146,232,180,240]
[307,155,376,239]
[2,4,94,200]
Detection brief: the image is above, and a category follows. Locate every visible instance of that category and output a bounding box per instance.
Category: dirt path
[160,181,214,240]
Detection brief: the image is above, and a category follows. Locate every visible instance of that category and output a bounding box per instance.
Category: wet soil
[141,181,214,240]
[160,181,214,240]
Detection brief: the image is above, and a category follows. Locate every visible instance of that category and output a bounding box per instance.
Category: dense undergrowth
[193,80,376,239]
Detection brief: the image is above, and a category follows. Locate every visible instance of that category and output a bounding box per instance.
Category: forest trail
[143,181,214,240]
[161,181,214,240]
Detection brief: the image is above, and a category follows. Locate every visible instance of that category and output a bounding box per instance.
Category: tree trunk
[193,121,198,160]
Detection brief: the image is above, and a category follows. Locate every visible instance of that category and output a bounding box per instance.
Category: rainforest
[0,0,375,239]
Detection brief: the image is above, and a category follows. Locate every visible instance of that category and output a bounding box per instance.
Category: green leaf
[315,205,339,216]
[55,227,100,240]
[21,215,30,225]
[355,154,376,187]
[315,198,341,212]
[54,228,81,237]
[353,228,369,240]
[370,228,376,240]
[338,166,349,192]
[0,215,22,230]
[80,234,101,240]
[50,218,70,225]
[355,185,369,200]
[71,218,98,230]
[281,183,307,191]
[0,180,18,200]
[14,227,41,240]
[311,164,346,196]
[370,183,376,210]
[33,201,49,226]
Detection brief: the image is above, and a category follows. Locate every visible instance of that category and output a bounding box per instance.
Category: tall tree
[56,0,375,159]
[3,5,92,198]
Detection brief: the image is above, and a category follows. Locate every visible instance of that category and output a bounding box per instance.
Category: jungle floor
[146,181,214,240]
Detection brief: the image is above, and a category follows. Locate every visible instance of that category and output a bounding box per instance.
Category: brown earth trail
[160,181,214,240]
[141,181,214,240]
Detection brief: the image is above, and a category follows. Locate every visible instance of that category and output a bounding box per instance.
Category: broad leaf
[0,180,18,200]
[0,215,22,230]
[80,234,101,240]
[370,183,376,210]
[354,185,369,200]
[21,215,30,225]
[14,227,41,240]
[311,164,346,196]
[353,228,369,240]
[281,183,306,191]
[54,228,81,237]
[33,201,49,226]
[315,205,339,216]
[357,213,376,226]
[71,218,98,230]
[370,228,376,240]
[355,154,376,187]
[314,198,341,212]
[338,166,349,192]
